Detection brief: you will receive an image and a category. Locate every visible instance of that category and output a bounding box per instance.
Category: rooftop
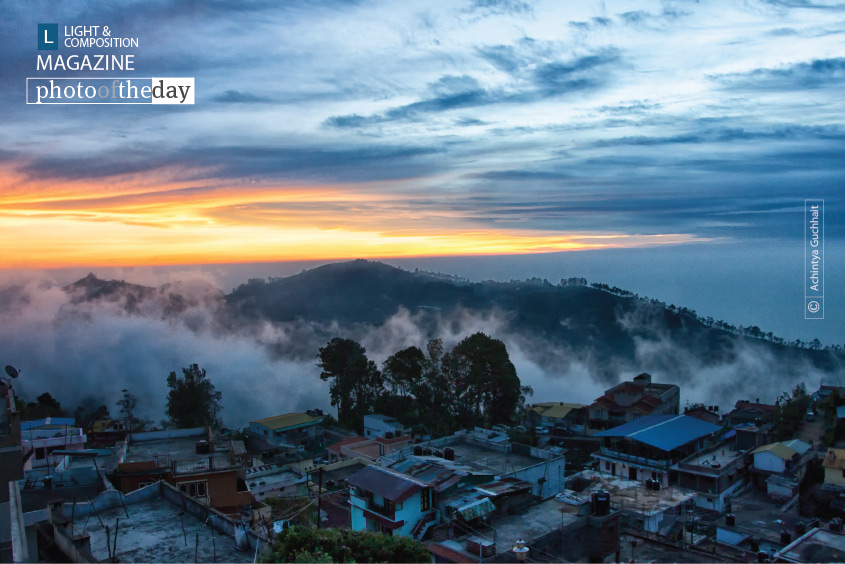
[595,415,721,452]
[572,470,694,515]
[70,497,252,562]
[250,412,322,431]
[123,432,211,464]
[681,444,745,470]
[823,448,845,470]
[776,527,845,563]
[348,465,425,503]
[21,417,76,431]
[530,402,586,420]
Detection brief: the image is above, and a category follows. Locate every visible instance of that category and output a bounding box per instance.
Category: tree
[382,346,425,398]
[261,526,431,563]
[166,364,222,428]
[116,389,145,431]
[22,392,67,419]
[449,332,522,427]
[317,339,383,430]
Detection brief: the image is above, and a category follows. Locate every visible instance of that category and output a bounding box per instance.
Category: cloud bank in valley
[1,271,837,428]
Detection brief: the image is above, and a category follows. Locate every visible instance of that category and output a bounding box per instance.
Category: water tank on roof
[795,522,806,535]
[830,519,842,533]
[423,447,432,456]
[781,530,792,545]
[653,480,661,491]
[414,446,423,456]
[726,514,736,526]
[592,490,610,516]
[196,440,211,454]
[444,447,455,461]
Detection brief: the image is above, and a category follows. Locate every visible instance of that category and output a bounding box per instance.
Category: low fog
[0,270,837,429]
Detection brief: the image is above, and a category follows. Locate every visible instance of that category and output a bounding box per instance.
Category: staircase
[664,518,685,541]
[412,511,437,540]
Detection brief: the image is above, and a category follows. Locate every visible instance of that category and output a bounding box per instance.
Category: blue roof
[21,417,76,431]
[837,406,845,419]
[595,415,721,451]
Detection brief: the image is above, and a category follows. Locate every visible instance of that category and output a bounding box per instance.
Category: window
[605,461,610,471]
[421,488,431,511]
[179,480,209,499]
[384,499,395,514]
[264,429,268,436]
[138,481,155,490]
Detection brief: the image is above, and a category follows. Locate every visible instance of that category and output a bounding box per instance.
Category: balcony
[597,447,672,469]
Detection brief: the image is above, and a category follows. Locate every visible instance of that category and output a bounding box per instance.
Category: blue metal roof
[595,415,721,451]
[21,417,76,431]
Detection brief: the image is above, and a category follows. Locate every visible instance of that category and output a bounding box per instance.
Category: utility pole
[316,467,323,529]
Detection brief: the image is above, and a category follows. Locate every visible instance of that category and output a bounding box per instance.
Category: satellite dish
[4,366,18,379]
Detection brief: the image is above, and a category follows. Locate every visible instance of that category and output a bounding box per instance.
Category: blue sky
[0,0,842,341]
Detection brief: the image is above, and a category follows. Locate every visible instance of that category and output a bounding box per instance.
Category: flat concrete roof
[445,443,542,475]
[574,470,694,515]
[72,498,253,562]
[491,499,581,554]
[778,528,845,562]
[682,447,744,469]
[125,435,210,463]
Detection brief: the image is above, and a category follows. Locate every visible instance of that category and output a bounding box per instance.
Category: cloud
[713,57,845,90]
[211,90,275,104]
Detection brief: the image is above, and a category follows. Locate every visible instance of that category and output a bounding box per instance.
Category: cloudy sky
[0,0,841,267]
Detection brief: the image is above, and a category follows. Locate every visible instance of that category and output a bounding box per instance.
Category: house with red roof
[587,373,680,434]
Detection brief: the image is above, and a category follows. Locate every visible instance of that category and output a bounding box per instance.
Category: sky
[0,0,842,342]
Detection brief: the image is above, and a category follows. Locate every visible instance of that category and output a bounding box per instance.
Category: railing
[598,447,672,469]
[172,456,238,474]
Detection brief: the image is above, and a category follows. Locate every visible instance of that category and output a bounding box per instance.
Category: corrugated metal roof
[753,443,797,459]
[348,465,424,503]
[595,415,720,451]
[21,417,76,431]
[781,439,811,455]
[250,412,321,430]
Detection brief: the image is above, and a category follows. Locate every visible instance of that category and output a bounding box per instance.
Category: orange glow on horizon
[0,167,712,269]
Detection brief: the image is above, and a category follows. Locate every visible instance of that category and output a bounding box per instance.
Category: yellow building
[822,448,845,489]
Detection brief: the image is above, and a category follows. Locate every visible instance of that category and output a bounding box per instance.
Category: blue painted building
[348,465,438,539]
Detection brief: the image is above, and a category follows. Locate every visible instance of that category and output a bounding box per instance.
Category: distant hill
[64,260,844,387]
[224,259,843,376]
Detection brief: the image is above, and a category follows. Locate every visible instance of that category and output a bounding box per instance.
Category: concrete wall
[754,451,786,474]
[824,466,845,488]
[504,457,565,498]
[129,427,207,442]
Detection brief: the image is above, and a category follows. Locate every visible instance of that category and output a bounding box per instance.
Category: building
[587,373,680,434]
[427,491,622,563]
[382,430,566,498]
[108,427,266,521]
[348,465,436,538]
[1,382,24,562]
[363,414,407,439]
[725,399,777,426]
[750,439,812,500]
[41,481,265,563]
[20,417,87,469]
[822,448,845,490]
[326,434,412,464]
[244,463,307,501]
[676,438,752,512]
[527,402,587,433]
[593,414,721,486]
[247,412,325,452]
[683,405,721,425]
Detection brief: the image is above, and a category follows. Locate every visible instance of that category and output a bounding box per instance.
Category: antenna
[4,365,19,379]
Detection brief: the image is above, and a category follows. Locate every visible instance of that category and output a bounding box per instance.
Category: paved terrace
[575,470,694,514]
[442,443,542,475]
[71,498,252,562]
